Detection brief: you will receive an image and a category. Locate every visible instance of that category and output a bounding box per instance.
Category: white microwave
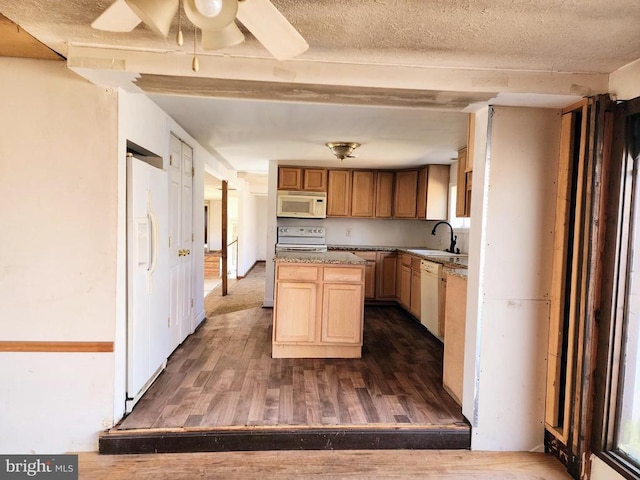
[277,190,327,218]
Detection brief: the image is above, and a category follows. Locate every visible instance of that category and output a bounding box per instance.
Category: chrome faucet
[431,221,459,254]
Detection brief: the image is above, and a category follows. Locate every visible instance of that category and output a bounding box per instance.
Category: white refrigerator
[126,154,169,411]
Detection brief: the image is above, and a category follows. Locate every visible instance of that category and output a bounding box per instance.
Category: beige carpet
[204,262,266,316]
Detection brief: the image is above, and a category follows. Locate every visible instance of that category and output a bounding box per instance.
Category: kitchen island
[273,251,366,358]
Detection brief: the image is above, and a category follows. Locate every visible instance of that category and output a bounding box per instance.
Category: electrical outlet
[346,228,352,237]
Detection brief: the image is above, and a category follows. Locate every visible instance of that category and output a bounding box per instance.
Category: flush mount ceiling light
[326,142,361,160]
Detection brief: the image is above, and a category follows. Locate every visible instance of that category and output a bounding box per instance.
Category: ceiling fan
[91,0,308,61]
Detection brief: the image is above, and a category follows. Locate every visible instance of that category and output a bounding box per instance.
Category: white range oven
[276,226,327,252]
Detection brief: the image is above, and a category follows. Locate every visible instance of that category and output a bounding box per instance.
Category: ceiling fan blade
[184,0,238,31]
[91,0,141,32]
[201,23,245,50]
[124,0,179,37]
[236,0,308,60]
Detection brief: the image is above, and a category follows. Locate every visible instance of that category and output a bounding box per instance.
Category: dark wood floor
[116,305,465,430]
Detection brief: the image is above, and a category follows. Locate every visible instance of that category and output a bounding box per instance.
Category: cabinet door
[278,166,302,190]
[355,251,377,299]
[351,170,376,217]
[303,168,327,191]
[416,167,428,219]
[426,165,449,220]
[322,283,363,344]
[393,169,418,218]
[274,281,317,343]
[375,171,394,218]
[327,169,352,217]
[456,148,468,217]
[410,267,421,319]
[400,265,412,309]
[376,252,397,299]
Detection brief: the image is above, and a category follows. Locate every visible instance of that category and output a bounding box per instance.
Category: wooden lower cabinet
[353,251,377,299]
[273,280,318,343]
[399,256,412,310]
[396,253,421,319]
[376,251,397,299]
[322,283,364,343]
[410,265,421,319]
[273,263,364,358]
[443,273,467,405]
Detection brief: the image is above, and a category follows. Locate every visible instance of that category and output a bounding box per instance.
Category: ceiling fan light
[195,0,223,17]
[184,0,238,31]
[201,23,245,50]
[124,0,179,37]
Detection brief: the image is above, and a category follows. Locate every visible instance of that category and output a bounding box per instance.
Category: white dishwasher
[420,259,442,341]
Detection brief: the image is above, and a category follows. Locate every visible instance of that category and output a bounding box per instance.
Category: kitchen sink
[407,249,468,257]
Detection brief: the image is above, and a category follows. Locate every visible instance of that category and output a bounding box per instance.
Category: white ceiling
[2,0,639,176]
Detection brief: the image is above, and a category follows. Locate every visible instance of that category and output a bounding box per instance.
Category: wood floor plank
[115,304,466,431]
[78,450,572,480]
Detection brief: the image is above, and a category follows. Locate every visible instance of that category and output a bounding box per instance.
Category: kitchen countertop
[327,245,469,270]
[274,251,366,265]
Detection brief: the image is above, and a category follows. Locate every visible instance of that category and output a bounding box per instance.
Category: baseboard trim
[0,341,114,353]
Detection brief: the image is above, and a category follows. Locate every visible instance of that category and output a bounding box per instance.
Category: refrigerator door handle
[148,210,159,275]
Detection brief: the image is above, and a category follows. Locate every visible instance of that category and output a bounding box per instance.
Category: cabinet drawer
[277,265,319,281]
[401,254,411,267]
[411,256,421,270]
[323,267,363,283]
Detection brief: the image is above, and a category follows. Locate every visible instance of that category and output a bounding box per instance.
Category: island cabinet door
[274,281,318,343]
[321,283,364,345]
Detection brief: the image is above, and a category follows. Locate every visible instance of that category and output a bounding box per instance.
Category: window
[595,103,640,479]
[611,111,640,472]
[448,184,470,230]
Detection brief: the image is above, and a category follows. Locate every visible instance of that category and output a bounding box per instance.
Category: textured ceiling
[1,0,639,176]
[2,0,640,73]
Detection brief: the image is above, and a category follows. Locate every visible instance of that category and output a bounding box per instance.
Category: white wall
[0,58,118,452]
[609,57,640,101]
[463,106,560,451]
[208,199,222,251]
[591,455,627,480]
[256,196,268,261]
[238,184,259,276]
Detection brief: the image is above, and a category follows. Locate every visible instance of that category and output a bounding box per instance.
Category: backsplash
[277,217,469,253]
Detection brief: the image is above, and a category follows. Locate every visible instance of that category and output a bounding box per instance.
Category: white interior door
[179,143,193,339]
[168,133,193,352]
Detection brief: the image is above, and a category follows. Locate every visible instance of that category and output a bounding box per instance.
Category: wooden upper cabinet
[393,169,419,218]
[456,148,471,218]
[303,168,327,191]
[375,171,394,218]
[351,170,376,217]
[278,166,302,190]
[466,113,475,172]
[278,166,327,192]
[417,165,449,220]
[327,169,352,217]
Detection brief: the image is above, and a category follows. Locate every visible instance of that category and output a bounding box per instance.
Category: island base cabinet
[322,283,364,344]
[273,281,317,344]
[273,263,364,358]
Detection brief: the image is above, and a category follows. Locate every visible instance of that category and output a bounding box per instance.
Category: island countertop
[274,251,366,265]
